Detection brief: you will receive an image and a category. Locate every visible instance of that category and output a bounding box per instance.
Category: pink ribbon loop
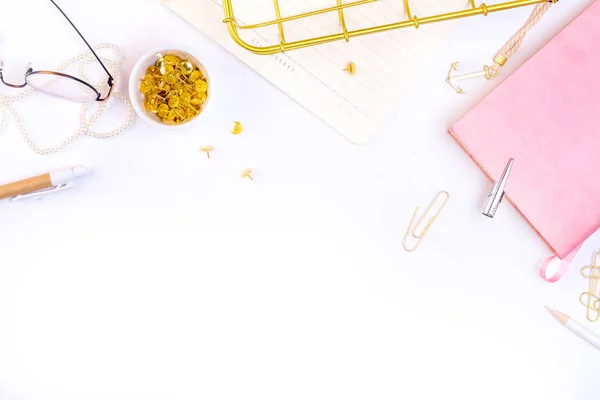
[539,243,583,283]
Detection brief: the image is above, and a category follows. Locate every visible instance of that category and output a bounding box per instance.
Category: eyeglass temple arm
[49,0,114,85]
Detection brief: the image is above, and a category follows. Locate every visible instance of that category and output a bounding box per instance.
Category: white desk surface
[0,1,598,399]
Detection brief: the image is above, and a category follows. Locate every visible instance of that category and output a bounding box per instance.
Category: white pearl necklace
[0,43,134,155]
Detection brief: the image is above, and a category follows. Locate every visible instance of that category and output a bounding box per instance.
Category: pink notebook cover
[450,1,600,258]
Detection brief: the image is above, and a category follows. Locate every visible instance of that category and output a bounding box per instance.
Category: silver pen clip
[483,158,514,218]
[12,182,75,202]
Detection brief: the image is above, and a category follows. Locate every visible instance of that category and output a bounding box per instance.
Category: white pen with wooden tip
[546,306,600,350]
[0,166,89,201]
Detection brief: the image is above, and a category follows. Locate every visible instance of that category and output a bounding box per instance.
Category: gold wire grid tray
[222,0,550,55]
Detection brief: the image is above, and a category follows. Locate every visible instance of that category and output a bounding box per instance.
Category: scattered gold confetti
[200,145,214,159]
[241,168,254,181]
[230,121,243,135]
[344,61,356,75]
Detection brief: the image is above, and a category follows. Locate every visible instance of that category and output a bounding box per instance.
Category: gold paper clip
[581,265,600,280]
[403,191,450,252]
[580,252,600,322]
[579,292,600,322]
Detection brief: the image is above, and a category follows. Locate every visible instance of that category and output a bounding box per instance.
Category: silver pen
[482,158,513,218]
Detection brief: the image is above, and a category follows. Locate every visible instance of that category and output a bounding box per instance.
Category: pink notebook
[450,1,600,280]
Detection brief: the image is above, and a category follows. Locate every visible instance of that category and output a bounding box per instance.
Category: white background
[0,0,598,399]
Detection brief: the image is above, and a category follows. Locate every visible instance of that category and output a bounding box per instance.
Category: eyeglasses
[0,0,114,102]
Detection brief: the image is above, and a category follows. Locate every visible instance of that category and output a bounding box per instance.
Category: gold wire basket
[222,0,550,55]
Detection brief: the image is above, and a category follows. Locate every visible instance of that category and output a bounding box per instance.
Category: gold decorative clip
[403,191,450,252]
[445,62,499,94]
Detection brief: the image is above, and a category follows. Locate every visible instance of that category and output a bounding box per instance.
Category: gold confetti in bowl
[128,47,211,130]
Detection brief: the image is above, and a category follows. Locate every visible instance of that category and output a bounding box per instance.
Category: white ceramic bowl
[129,47,212,130]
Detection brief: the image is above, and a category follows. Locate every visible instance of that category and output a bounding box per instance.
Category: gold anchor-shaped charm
[445,62,500,94]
